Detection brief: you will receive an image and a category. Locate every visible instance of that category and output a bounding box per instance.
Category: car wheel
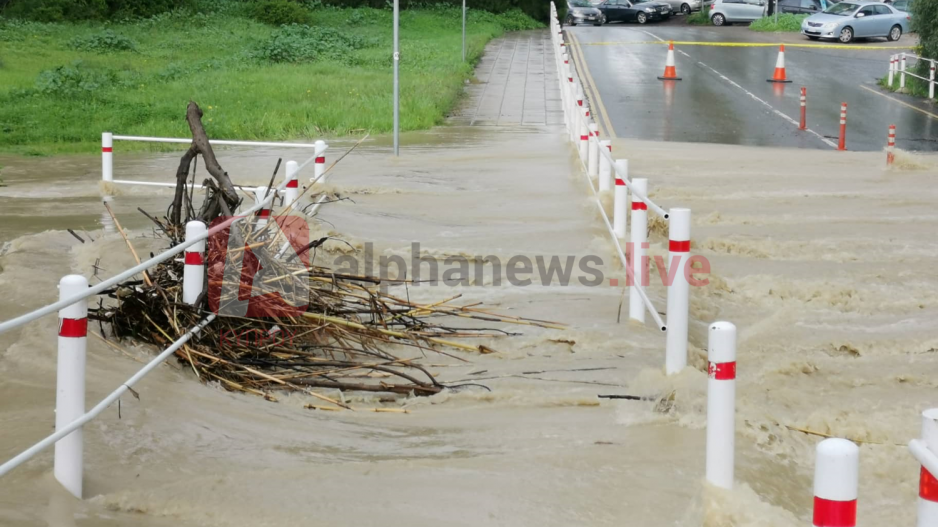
[838,26,853,43]
[711,12,725,25]
[887,24,902,41]
[637,12,648,23]
[681,3,691,14]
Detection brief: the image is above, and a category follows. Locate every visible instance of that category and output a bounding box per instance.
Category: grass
[0,7,540,155]
[877,68,935,99]
[686,4,711,24]
[748,13,808,32]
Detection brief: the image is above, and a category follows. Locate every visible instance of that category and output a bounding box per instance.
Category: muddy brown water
[1,126,937,526]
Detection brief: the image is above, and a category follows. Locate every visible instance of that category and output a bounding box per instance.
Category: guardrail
[887,53,936,100]
[553,8,937,520]
[0,137,327,499]
[550,9,690,375]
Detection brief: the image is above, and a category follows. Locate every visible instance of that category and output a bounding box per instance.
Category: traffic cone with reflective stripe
[767,45,792,83]
[657,41,682,81]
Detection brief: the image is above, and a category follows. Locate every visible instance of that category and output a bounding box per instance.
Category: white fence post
[588,123,599,178]
[665,207,690,375]
[613,160,628,239]
[705,321,736,490]
[900,53,907,90]
[813,438,859,527]
[54,274,88,499]
[888,55,895,87]
[253,187,271,230]
[917,409,938,527]
[314,140,327,182]
[578,108,589,162]
[598,140,612,192]
[930,60,936,100]
[101,132,113,183]
[183,221,207,305]
[284,160,299,208]
[628,178,648,323]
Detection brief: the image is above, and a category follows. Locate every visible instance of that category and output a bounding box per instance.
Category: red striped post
[101,132,113,183]
[665,208,691,375]
[887,125,896,166]
[183,221,207,305]
[799,87,807,131]
[55,274,89,499]
[838,103,847,151]
[628,178,648,323]
[253,186,272,231]
[813,438,859,527]
[613,159,628,239]
[284,160,299,209]
[916,409,938,527]
[706,321,736,490]
[313,140,327,182]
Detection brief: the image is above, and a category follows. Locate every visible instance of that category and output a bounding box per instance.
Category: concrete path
[450,30,566,127]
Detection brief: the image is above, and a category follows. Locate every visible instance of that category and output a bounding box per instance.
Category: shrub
[68,30,137,52]
[687,3,710,24]
[912,0,937,70]
[748,13,806,32]
[34,60,125,95]
[251,0,311,25]
[253,24,369,63]
[0,0,193,21]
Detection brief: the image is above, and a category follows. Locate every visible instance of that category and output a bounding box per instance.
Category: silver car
[665,0,702,14]
[801,1,910,42]
[709,0,767,26]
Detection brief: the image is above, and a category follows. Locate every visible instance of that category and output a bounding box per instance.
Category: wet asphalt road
[566,20,938,151]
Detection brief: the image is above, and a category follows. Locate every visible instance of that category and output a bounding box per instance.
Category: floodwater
[1,124,937,527]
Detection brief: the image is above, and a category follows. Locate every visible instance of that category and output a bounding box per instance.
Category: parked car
[776,0,833,15]
[801,1,910,42]
[709,0,767,25]
[596,0,673,24]
[565,0,605,25]
[885,0,913,13]
[663,0,702,15]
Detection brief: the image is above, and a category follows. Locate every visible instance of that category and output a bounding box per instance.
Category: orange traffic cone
[767,44,792,83]
[657,41,682,81]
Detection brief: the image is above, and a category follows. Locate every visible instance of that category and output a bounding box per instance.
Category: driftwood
[169,102,241,227]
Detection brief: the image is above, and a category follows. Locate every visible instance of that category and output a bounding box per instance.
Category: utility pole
[462,0,467,62]
[393,0,400,156]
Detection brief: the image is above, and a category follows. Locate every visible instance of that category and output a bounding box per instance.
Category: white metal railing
[0,315,216,480]
[551,9,691,374]
[103,133,329,188]
[887,53,936,99]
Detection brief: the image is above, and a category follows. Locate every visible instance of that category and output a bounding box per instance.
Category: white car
[709,0,767,25]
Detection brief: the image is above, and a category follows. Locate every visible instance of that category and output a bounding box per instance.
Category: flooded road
[2,29,938,527]
[568,24,937,151]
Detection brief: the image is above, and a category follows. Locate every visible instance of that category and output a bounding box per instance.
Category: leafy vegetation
[68,29,137,52]
[251,0,312,25]
[748,13,807,32]
[0,6,541,155]
[686,3,711,25]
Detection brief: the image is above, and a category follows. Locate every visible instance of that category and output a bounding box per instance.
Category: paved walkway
[450,30,565,127]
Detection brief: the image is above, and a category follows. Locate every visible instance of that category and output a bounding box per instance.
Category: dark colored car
[777,0,828,15]
[596,0,673,24]
[565,0,605,25]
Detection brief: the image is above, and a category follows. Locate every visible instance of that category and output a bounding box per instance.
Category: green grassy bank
[0,6,540,155]
[749,13,807,32]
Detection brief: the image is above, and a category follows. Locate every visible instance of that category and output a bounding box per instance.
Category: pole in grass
[629,178,648,323]
[888,55,895,87]
[183,221,206,306]
[393,0,400,157]
[900,53,907,90]
[838,103,847,151]
[55,274,89,499]
[813,438,859,527]
[665,208,691,375]
[929,60,935,100]
[284,160,299,209]
[313,140,326,182]
[462,0,467,62]
[705,321,736,490]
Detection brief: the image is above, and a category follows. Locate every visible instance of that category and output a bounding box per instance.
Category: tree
[911,0,937,64]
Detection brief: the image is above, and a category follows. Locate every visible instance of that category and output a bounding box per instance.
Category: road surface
[566,21,938,151]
